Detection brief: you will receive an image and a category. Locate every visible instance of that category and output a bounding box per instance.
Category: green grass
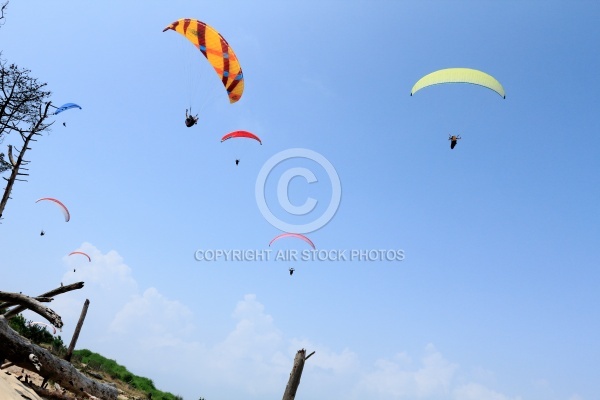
[2,312,185,400]
[72,349,184,400]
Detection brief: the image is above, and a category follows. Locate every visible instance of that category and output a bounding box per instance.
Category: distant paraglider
[185,108,199,127]
[221,130,262,145]
[269,233,316,250]
[69,251,91,263]
[449,135,461,149]
[221,131,262,165]
[270,234,314,276]
[411,68,506,98]
[53,103,82,115]
[35,197,70,222]
[411,68,504,150]
[69,251,91,272]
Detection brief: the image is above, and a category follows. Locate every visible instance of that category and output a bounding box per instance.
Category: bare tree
[0,58,53,219]
[1,0,56,220]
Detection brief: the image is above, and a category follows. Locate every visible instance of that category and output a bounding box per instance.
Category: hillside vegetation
[7,314,188,400]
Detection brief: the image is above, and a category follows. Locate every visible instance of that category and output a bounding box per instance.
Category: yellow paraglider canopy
[163,18,244,104]
[411,68,505,98]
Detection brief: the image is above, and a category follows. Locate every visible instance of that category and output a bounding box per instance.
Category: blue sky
[1,1,599,399]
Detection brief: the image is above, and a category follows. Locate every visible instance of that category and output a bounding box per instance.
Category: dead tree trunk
[0,316,118,399]
[282,348,315,400]
[64,299,89,362]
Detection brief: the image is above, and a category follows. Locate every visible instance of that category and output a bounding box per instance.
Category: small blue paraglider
[53,103,82,115]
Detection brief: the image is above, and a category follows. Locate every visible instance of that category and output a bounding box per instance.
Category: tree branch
[0,291,63,329]
[0,1,8,28]
[2,282,84,319]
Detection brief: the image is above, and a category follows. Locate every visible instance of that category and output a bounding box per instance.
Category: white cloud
[469,365,497,387]
[200,294,289,397]
[453,383,522,400]
[289,337,360,375]
[109,287,195,341]
[62,242,137,293]
[356,343,458,399]
[217,294,284,358]
[46,243,139,337]
[40,244,528,400]
[416,344,459,396]
[49,244,195,357]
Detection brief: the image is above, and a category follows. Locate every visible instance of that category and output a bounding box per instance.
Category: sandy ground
[0,366,44,400]
[1,365,132,399]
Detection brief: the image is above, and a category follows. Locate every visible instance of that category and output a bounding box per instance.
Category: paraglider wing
[269,233,316,250]
[221,130,262,145]
[54,103,82,115]
[163,18,244,104]
[29,321,56,335]
[69,251,91,262]
[35,197,70,222]
[411,68,505,98]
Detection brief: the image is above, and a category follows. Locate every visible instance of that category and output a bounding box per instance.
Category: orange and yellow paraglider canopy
[163,18,244,104]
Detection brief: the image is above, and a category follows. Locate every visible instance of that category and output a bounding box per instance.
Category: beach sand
[0,367,44,400]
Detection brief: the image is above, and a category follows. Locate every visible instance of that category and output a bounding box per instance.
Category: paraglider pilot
[185,109,199,127]
[40,230,45,236]
[235,159,240,166]
[289,268,295,276]
[449,135,461,149]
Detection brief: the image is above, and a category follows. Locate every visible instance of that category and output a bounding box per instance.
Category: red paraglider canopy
[221,130,262,145]
[36,197,70,222]
[69,251,91,262]
[269,233,315,249]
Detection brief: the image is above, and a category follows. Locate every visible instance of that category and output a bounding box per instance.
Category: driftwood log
[0,315,118,399]
[26,382,74,400]
[0,290,63,329]
[282,348,315,400]
[0,284,116,399]
[1,282,84,320]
